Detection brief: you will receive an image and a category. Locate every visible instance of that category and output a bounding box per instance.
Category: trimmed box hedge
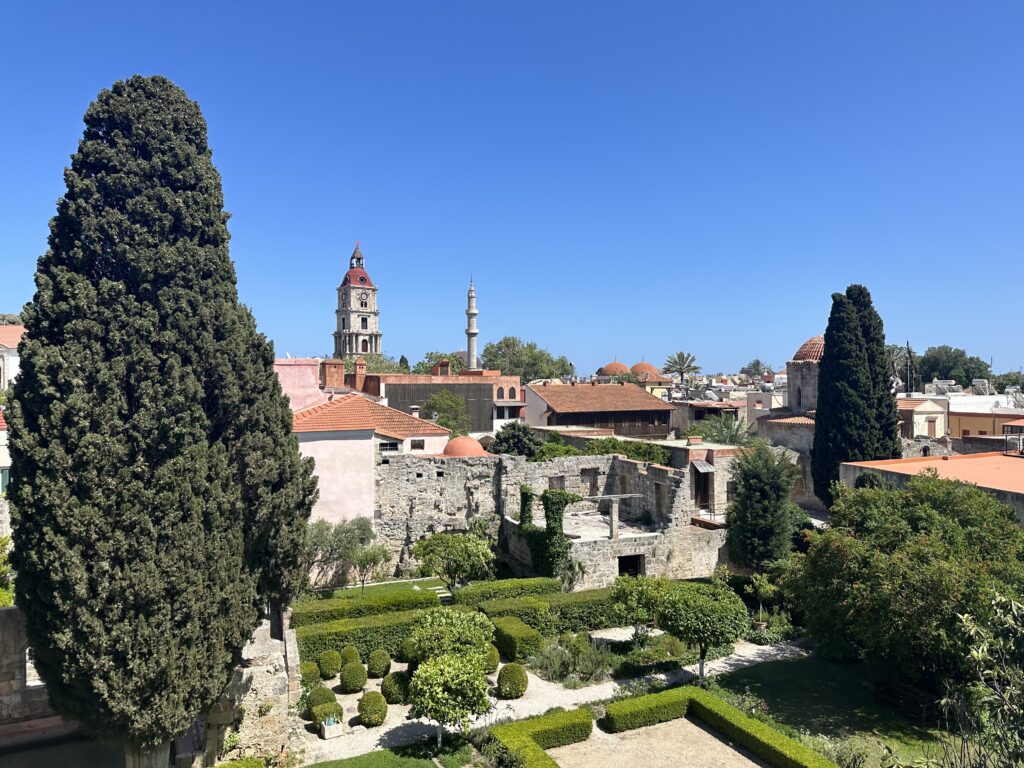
[490,707,593,768]
[543,588,618,633]
[601,687,838,768]
[478,596,550,628]
[453,577,561,606]
[291,589,439,627]
[492,616,543,661]
[296,609,424,662]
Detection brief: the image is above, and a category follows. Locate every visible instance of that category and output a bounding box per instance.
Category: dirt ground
[545,717,770,768]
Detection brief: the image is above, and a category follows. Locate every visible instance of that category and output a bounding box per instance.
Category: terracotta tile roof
[0,325,25,349]
[792,335,825,362]
[846,452,1024,495]
[765,415,815,426]
[292,393,449,438]
[1003,418,1024,428]
[528,382,675,414]
[366,400,449,439]
[0,410,6,431]
[683,401,742,409]
[896,398,932,411]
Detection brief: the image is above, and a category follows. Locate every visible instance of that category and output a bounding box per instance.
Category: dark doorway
[618,554,645,577]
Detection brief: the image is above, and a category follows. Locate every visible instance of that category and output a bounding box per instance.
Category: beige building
[0,325,24,392]
[293,394,450,524]
[896,398,947,439]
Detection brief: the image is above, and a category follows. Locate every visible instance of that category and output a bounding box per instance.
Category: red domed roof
[341,267,374,288]
[630,362,660,376]
[443,435,489,457]
[598,362,630,376]
[793,335,825,362]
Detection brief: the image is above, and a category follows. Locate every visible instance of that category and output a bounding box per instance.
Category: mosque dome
[598,362,630,376]
[630,362,661,376]
[443,435,489,457]
[792,335,825,362]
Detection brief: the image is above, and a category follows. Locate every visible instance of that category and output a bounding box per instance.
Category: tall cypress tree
[811,293,875,507]
[7,76,316,768]
[846,285,901,460]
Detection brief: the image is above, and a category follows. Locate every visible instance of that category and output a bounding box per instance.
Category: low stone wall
[0,607,52,725]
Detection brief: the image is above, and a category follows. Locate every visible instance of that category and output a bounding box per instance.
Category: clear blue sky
[2,2,1021,375]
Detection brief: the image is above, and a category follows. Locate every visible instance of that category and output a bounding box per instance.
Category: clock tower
[333,242,383,358]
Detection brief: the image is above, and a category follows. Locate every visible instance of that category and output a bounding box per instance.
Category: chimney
[410,405,421,419]
[354,357,367,391]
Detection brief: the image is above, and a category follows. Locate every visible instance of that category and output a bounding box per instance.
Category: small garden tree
[409,653,491,749]
[348,543,391,593]
[413,532,494,591]
[611,575,671,646]
[302,518,374,589]
[726,440,802,568]
[657,583,748,680]
[745,572,780,624]
[491,421,542,458]
[421,389,471,436]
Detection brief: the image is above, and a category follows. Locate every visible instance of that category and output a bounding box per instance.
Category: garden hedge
[318,649,342,679]
[490,707,593,768]
[484,643,500,674]
[292,590,440,627]
[544,588,618,633]
[340,644,362,665]
[358,691,388,727]
[311,702,344,728]
[497,663,529,699]
[300,661,321,686]
[601,687,839,768]
[380,670,410,704]
[367,648,391,678]
[479,596,550,628]
[338,661,368,693]
[492,616,543,661]
[453,577,561,606]
[306,686,336,712]
[296,609,424,661]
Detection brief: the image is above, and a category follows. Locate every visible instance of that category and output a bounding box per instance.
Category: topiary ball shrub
[306,686,335,717]
[300,661,321,686]
[367,648,391,679]
[357,690,388,727]
[497,663,528,699]
[484,643,500,674]
[318,649,342,679]
[338,661,368,693]
[311,702,344,728]
[400,637,418,664]
[381,670,410,704]
[339,644,362,666]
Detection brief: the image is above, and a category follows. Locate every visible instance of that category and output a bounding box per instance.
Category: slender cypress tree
[811,293,874,507]
[7,76,316,768]
[846,284,901,459]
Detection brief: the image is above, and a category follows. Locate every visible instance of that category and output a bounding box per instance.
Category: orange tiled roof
[896,398,932,411]
[0,325,25,349]
[529,382,675,414]
[792,335,825,362]
[0,409,6,431]
[292,393,449,438]
[765,415,815,426]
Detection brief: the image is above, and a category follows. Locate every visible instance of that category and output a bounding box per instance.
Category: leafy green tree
[491,421,542,458]
[398,354,410,372]
[583,436,671,465]
[662,351,700,381]
[406,608,495,663]
[0,313,21,325]
[413,532,495,591]
[341,352,405,373]
[846,285,901,460]
[727,440,802,568]
[302,518,374,589]
[745,573,780,624]
[421,389,471,436]
[918,345,992,386]
[612,372,644,385]
[409,653,491,749]
[480,336,573,382]
[740,359,770,377]
[611,575,671,646]
[993,371,1024,394]
[6,76,316,768]
[530,440,582,461]
[348,543,392,594]
[657,583,748,679]
[692,415,751,446]
[785,474,1024,685]
[412,351,466,375]
[0,536,13,607]
[811,292,875,507]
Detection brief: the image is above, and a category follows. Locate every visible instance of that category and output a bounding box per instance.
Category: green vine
[519,484,535,527]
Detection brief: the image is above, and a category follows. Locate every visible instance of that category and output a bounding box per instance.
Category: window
[359,276,366,284]
[378,441,399,453]
[509,387,517,400]
[411,439,425,450]
[796,387,802,409]
[963,430,971,436]
[341,318,346,330]
[726,481,737,503]
[0,468,8,494]
[416,472,424,479]
[436,470,445,478]
[381,458,390,465]
[497,387,505,400]
[361,317,368,330]
[360,300,368,308]
[361,339,369,353]
[979,430,988,436]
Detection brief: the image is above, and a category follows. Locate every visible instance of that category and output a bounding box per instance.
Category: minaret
[466,278,479,370]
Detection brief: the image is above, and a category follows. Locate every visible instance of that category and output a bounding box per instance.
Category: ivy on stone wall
[519,485,535,527]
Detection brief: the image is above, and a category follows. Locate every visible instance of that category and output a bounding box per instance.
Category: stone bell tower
[333,242,383,358]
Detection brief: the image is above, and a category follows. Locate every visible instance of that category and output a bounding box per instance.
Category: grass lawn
[714,656,942,763]
[304,735,473,768]
[317,577,446,600]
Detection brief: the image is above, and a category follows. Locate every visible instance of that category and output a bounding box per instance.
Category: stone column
[609,498,620,540]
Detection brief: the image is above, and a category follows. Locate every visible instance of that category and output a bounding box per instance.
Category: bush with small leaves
[306,686,335,715]
[339,644,362,666]
[381,670,411,704]
[367,648,391,678]
[358,691,388,727]
[497,663,528,699]
[484,643,500,674]
[318,649,342,679]
[311,702,344,728]
[400,637,418,664]
[300,661,320,686]
[338,661,368,693]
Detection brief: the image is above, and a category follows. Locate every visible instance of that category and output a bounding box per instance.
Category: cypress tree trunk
[8,75,316,752]
[124,741,170,768]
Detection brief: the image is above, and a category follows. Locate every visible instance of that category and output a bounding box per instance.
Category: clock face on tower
[359,292,368,302]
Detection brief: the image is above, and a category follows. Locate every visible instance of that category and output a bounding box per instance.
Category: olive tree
[413,531,494,591]
[657,583,748,680]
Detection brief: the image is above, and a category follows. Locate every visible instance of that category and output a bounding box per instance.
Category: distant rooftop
[846,452,1024,496]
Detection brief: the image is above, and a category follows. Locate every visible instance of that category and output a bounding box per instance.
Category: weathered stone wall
[787,360,819,413]
[0,496,10,540]
[0,607,52,724]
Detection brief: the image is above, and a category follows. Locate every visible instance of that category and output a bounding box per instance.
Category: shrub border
[490,707,593,768]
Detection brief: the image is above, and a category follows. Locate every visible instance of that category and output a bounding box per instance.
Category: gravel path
[298,640,808,766]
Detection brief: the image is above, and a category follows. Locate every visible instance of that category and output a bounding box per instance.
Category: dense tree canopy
[421,389,471,436]
[411,351,466,375]
[785,474,1024,686]
[7,76,316,763]
[846,285,901,460]
[657,582,747,679]
[480,336,572,382]
[918,345,992,386]
[490,421,542,458]
[337,353,405,373]
[412,532,494,590]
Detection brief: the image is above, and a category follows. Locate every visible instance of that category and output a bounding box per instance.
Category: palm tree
[740,359,767,377]
[663,351,701,381]
[695,416,751,446]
